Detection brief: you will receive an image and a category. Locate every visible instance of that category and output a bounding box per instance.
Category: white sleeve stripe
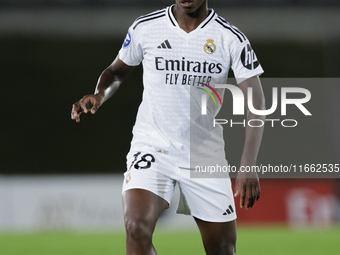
[215,19,244,43]
[133,14,166,30]
[217,16,246,42]
[136,9,166,21]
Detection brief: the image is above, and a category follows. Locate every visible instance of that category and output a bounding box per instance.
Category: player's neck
[172,4,209,33]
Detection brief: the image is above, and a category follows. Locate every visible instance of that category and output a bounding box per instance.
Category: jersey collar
[166,4,216,33]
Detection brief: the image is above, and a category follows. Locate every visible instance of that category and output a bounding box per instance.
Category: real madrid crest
[204,39,216,54]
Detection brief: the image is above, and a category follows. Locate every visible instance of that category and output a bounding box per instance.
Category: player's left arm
[235,75,265,210]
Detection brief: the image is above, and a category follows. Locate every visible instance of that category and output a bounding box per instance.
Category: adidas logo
[223,205,234,215]
[157,40,172,49]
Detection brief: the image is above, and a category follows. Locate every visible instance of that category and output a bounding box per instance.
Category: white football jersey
[119,5,264,168]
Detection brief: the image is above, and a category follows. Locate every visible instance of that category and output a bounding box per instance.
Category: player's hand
[234,163,261,210]
[71,94,103,122]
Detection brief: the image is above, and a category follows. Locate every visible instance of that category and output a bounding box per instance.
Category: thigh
[123,188,169,230]
[122,149,178,229]
[194,218,236,255]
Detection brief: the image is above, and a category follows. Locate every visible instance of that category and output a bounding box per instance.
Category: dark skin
[71,1,264,254]
[173,0,208,32]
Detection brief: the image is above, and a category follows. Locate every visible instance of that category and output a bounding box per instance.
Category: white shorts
[122,146,236,223]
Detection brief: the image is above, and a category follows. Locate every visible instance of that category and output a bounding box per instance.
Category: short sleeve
[230,37,264,84]
[118,26,143,66]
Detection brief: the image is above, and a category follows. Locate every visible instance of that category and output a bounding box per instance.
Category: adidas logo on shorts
[223,205,234,215]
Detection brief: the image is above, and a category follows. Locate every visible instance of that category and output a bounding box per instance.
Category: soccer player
[71,0,265,254]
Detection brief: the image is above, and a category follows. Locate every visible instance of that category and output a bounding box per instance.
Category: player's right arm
[71,56,135,122]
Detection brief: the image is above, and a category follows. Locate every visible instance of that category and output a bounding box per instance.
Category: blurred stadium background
[0,0,340,254]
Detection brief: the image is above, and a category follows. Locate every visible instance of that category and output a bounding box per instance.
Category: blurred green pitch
[0,227,339,255]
